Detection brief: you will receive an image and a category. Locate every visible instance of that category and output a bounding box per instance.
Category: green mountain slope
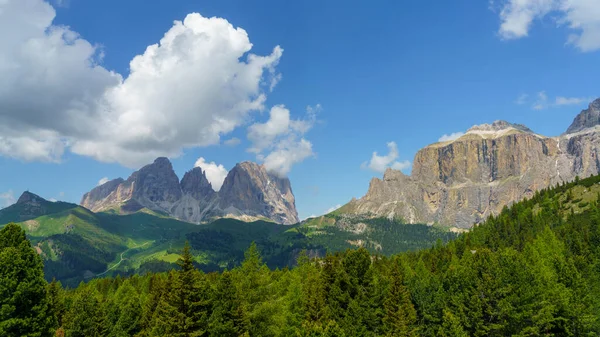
[0,191,77,225]
[45,173,600,336]
[0,193,457,286]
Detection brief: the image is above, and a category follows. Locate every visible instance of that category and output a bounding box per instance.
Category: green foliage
[4,174,600,336]
[0,223,55,337]
[1,199,457,286]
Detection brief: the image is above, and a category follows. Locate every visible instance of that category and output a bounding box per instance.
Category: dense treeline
[2,175,600,336]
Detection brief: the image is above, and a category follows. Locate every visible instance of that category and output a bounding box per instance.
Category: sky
[0,0,599,219]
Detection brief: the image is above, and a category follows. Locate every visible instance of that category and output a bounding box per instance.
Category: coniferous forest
[3,175,600,336]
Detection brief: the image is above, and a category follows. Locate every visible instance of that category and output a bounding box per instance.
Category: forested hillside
[0,195,454,286]
[2,175,600,336]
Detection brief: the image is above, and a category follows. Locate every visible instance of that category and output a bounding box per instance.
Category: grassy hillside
[0,196,77,225]
[0,197,457,286]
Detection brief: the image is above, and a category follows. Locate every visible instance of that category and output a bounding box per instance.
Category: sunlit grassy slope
[1,198,457,286]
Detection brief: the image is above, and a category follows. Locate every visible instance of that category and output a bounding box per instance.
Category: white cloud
[0,0,284,168]
[0,190,15,209]
[533,91,549,110]
[515,93,529,105]
[362,142,411,173]
[555,96,589,105]
[247,105,317,177]
[325,204,342,214]
[496,0,600,51]
[520,91,591,110]
[223,137,241,146]
[262,138,313,177]
[194,157,228,191]
[98,177,110,186]
[438,132,465,142]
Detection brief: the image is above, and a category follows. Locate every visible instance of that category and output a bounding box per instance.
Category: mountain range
[81,158,299,225]
[335,98,600,228]
[2,98,600,285]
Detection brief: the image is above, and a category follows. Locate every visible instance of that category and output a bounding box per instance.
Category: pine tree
[0,223,54,337]
[63,286,106,337]
[208,271,241,336]
[47,279,65,331]
[151,242,209,337]
[383,260,417,336]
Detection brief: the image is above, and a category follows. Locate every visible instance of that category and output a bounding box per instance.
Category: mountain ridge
[81,158,299,225]
[339,98,600,228]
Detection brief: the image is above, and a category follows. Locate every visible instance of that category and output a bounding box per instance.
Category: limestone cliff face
[343,101,600,228]
[80,159,299,225]
[218,162,298,225]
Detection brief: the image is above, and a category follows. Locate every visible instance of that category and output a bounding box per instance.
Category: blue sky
[0,0,599,219]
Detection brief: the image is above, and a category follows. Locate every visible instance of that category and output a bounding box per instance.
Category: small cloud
[194,157,228,191]
[54,0,69,8]
[98,177,110,186]
[247,104,317,177]
[269,73,282,92]
[515,94,529,105]
[555,96,589,106]
[532,91,548,110]
[0,190,15,209]
[495,0,600,52]
[58,191,65,197]
[521,91,591,110]
[302,214,318,221]
[362,141,411,173]
[223,138,241,147]
[391,161,411,170]
[325,204,342,214]
[438,132,465,142]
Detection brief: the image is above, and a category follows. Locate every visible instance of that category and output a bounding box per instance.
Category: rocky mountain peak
[346,100,600,227]
[17,191,45,204]
[180,167,215,200]
[81,158,299,225]
[219,161,298,224]
[383,168,407,181]
[130,157,182,205]
[466,120,533,134]
[565,98,600,134]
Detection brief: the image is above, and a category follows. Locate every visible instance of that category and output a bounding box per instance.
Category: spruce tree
[0,223,54,337]
[383,260,417,336]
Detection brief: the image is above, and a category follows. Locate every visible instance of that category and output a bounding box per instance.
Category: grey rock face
[80,159,299,225]
[343,100,600,228]
[180,167,215,200]
[218,162,298,225]
[17,191,47,204]
[566,98,600,134]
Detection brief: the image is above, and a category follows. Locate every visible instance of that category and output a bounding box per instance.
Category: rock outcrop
[565,98,600,134]
[342,99,600,228]
[218,162,297,225]
[80,159,299,224]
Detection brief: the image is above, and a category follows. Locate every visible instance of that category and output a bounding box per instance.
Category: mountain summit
[80,158,299,224]
[340,98,600,228]
[565,98,600,134]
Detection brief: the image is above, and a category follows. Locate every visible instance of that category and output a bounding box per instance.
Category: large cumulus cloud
[0,0,305,171]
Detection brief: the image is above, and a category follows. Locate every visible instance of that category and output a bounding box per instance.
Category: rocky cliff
[341,99,600,228]
[80,158,299,224]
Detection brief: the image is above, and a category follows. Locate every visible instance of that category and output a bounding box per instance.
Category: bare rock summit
[341,98,600,228]
[80,159,299,225]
